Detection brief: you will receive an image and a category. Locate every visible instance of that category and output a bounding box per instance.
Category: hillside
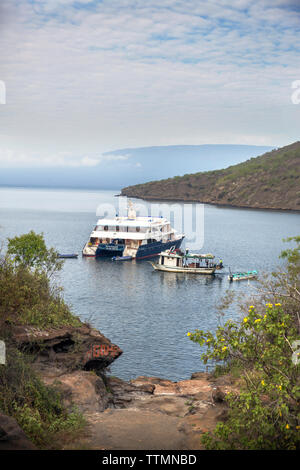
[121,142,300,211]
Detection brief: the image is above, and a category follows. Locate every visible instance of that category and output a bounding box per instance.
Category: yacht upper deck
[95,216,169,229]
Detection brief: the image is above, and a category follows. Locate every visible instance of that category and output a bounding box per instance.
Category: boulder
[42,370,113,413]
[0,413,36,450]
[190,372,211,381]
[212,386,226,403]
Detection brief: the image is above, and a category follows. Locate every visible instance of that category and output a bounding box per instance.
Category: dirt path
[85,409,187,450]
[66,374,233,450]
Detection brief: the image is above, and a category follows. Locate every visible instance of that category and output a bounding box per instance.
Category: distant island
[0,144,272,190]
[121,141,300,211]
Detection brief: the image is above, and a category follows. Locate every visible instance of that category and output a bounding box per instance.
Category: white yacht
[82,202,184,259]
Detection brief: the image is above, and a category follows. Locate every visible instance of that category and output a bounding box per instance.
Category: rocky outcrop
[0,413,36,450]
[41,368,114,413]
[1,321,122,449]
[7,321,123,416]
[68,372,235,450]
[6,321,237,450]
[121,141,300,212]
[11,322,122,373]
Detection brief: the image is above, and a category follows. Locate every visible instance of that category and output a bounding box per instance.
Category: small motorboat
[112,256,133,261]
[58,253,78,259]
[228,269,258,281]
[150,249,222,275]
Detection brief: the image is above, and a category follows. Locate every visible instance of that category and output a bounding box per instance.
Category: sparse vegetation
[0,232,85,448]
[0,348,86,448]
[188,237,300,449]
[0,233,81,329]
[122,141,300,210]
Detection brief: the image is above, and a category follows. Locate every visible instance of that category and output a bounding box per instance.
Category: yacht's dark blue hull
[95,237,184,259]
[95,243,124,258]
[135,237,184,259]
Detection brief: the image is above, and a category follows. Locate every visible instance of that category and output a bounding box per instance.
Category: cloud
[100,154,130,162]
[0,0,299,168]
[0,148,132,167]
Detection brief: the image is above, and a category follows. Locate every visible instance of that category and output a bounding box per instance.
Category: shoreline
[119,192,300,214]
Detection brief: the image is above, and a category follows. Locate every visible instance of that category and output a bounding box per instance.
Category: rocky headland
[0,320,236,450]
[121,141,300,212]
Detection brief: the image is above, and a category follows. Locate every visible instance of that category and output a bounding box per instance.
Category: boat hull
[135,238,183,260]
[95,237,184,259]
[228,275,257,281]
[96,243,124,257]
[151,263,216,274]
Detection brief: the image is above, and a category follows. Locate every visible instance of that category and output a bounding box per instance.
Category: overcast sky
[0,0,299,168]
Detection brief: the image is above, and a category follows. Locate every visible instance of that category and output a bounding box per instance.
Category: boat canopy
[232,270,257,277]
[160,250,215,260]
[185,253,215,259]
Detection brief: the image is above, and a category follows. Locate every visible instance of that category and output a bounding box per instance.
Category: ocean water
[0,187,299,381]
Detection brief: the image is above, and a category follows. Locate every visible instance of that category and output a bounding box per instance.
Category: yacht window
[104,226,108,231]
[116,226,120,231]
[136,227,140,232]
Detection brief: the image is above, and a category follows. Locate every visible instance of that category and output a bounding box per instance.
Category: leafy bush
[7,230,63,276]
[0,232,86,448]
[0,257,80,328]
[0,348,85,448]
[188,237,300,449]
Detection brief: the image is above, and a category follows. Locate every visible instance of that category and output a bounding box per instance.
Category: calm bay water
[0,187,299,381]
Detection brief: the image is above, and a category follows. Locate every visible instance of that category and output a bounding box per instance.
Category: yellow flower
[277,385,282,391]
[222,346,227,352]
[249,305,255,309]
[221,338,225,341]
[261,380,265,386]
[266,303,273,308]
[286,424,290,430]
[264,315,267,320]
[187,332,191,336]
[243,317,248,323]
[254,319,261,323]
[275,303,281,306]
[296,426,300,430]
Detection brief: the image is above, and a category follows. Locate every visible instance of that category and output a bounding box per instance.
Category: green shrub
[0,348,85,448]
[0,257,80,328]
[188,237,300,450]
[7,231,63,275]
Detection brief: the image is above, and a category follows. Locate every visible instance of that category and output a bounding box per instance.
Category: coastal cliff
[121,141,300,211]
[0,319,122,449]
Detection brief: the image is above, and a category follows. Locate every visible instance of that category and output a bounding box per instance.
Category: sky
[0,0,299,169]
